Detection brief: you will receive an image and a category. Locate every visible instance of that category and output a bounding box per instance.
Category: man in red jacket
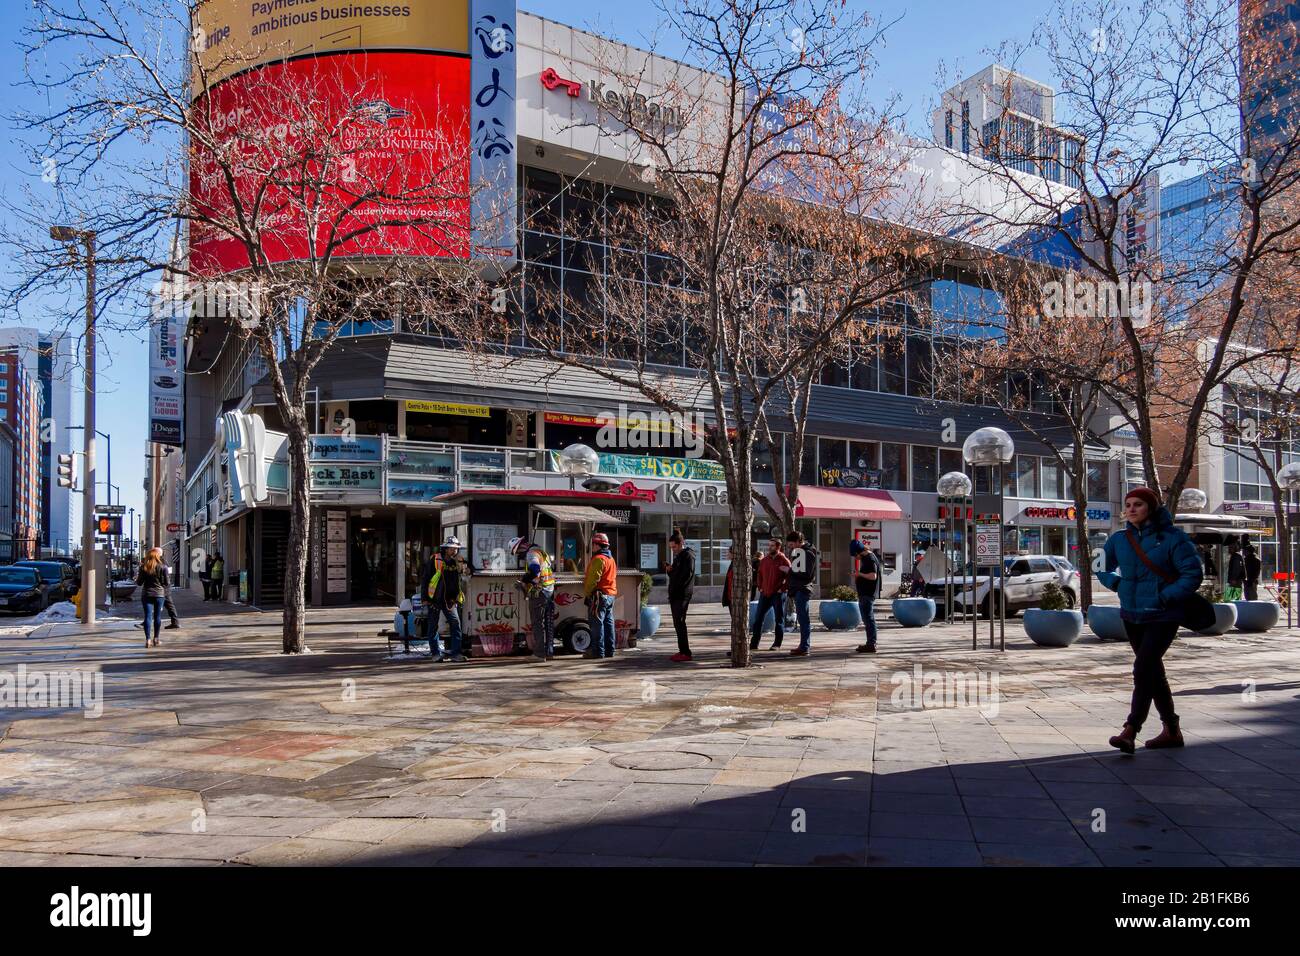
[750,537,791,651]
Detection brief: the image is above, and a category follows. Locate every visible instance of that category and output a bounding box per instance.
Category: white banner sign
[148,311,183,445]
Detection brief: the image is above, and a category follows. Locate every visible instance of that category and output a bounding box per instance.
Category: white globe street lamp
[937,471,975,624]
[962,428,1015,651]
[558,443,600,490]
[1177,487,1208,513]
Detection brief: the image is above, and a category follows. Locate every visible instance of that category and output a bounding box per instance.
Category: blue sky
[0,0,1057,543]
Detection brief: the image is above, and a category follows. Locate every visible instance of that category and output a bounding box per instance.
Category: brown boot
[1144,720,1184,749]
[1108,724,1137,754]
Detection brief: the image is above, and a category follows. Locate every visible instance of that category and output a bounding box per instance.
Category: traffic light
[57,453,76,489]
[96,516,122,536]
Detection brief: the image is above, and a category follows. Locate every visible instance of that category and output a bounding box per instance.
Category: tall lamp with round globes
[962,427,1015,651]
[1279,462,1300,629]
[557,443,600,491]
[937,470,974,636]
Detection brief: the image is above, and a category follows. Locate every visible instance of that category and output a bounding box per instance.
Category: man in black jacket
[1243,541,1262,601]
[786,530,819,656]
[666,530,696,662]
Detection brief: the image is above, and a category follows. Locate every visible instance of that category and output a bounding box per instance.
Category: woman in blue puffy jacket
[1097,487,1203,754]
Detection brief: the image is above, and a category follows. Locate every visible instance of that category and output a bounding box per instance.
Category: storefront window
[849,441,879,471]
[939,447,963,478]
[1041,457,1064,500]
[819,438,847,478]
[1015,455,1039,498]
[1086,460,1111,502]
[1016,526,1041,554]
[881,442,908,491]
[641,513,670,579]
[911,446,938,493]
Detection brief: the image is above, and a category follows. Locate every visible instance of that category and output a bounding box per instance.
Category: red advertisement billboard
[190,51,471,275]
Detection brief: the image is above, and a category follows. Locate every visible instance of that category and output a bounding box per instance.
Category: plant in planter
[638,572,661,639]
[818,585,863,630]
[1195,583,1238,636]
[1024,581,1084,647]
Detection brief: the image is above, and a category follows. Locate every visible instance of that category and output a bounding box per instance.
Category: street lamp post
[963,427,1016,652]
[1278,462,1300,629]
[938,470,974,635]
[51,225,97,625]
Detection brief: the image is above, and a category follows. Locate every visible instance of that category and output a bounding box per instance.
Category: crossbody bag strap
[1125,529,1176,585]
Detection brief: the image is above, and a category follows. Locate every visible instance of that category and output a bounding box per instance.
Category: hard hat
[441,535,462,549]
[507,536,531,555]
[591,532,610,548]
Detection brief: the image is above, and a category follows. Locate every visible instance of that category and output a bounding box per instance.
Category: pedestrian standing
[584,532,619,658]
[851,539,881,653]
[136,550,169,648]
[200,553,214,601]
[1100,487,1202,754]
[1225,542,1245,602]
[750,537,791,651]
[429,536,468,662]
[785,530,819,656]
[1243,541,1262,601]
[209,552,225,602]
[512,537,556,662]
[666,529,696,662]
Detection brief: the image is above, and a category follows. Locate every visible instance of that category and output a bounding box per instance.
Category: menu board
[326,510,348,594]
[473,523,517,571]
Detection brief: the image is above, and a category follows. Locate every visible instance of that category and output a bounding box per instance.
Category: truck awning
[534,504,626,524]
[795,487,904,521]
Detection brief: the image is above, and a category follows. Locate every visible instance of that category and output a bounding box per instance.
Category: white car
[925,555,1081,618]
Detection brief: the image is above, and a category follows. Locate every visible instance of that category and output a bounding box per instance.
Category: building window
[911,445,938,492]
[961,100,970,154]
[880,442,908,491]
[1086,460,1111,502]
[944,109,954,148]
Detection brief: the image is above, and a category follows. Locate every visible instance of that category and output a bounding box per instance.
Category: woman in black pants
[666,529,696,662]
[1098,487,1203,753]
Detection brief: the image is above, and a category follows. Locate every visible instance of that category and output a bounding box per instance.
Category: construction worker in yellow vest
[584,531,618,658]
[427,536,468,662]
[511,537,556,662]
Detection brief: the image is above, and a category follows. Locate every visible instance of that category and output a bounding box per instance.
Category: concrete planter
[1233,601,1279,633]
[749,600,776,634]
[892,597,936,628]
[1024,608,1084,647]
[1087,604,1128,642]
[818,599,862,630]
[639,605,661,639]
[1195,602,1239,636]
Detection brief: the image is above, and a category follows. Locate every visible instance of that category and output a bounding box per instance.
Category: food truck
[426,489,644,656]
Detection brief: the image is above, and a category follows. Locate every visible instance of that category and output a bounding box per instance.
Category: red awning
[795,487,903,521]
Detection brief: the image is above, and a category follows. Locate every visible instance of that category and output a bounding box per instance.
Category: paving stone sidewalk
[1,591,1298,867]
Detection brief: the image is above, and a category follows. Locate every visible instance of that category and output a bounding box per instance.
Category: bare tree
[938,0,1300,510]
[6,1,491,651]
[447,0,935,666]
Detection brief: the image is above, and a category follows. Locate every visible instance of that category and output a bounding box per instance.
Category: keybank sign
[588,79,684,131]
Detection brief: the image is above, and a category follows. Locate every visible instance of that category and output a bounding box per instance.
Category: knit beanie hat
[1124,486,1162,513]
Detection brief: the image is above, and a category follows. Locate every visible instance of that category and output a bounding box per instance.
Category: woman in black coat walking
[136,551,170,648]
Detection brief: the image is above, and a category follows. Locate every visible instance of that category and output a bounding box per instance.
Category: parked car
[926,555,1080,618]
[13,560,79,604]
[0,566,49,615]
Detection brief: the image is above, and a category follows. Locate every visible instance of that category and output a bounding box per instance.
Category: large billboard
[192,0,469,89]
[189,50,472,274]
